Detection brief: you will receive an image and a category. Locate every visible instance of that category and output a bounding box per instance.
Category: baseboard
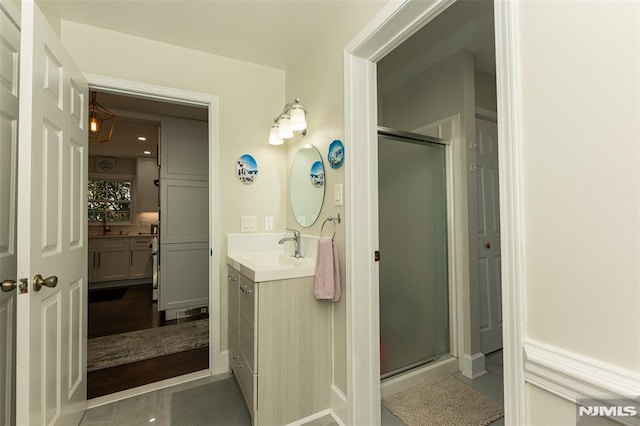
[461,352,487,379]
[212,349,229,375]
[284,409,334,426]
[381,356,458,398]
[330,385,347,426]
[523,339,640,403]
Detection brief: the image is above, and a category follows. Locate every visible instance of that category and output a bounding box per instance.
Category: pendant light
[89,91,116,143]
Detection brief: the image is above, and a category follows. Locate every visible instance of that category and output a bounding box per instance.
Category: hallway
[87,284,209,398]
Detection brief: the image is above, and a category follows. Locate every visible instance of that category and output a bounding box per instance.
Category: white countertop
[226,253,315,282]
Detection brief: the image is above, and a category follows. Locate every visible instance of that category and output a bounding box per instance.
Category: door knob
[1,279,17,292]
[33,274,58,292]
[484,243,491,249]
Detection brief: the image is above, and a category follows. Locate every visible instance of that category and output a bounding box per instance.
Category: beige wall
[60,20,287,351]
[516,1,640,371]
[474,69,496,111]
[515,0,640,419]
[284,0,388,395]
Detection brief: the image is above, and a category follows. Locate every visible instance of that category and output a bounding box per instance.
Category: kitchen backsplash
[88,212,159,237]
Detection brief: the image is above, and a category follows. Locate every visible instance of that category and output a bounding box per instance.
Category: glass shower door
[378,131,449,378]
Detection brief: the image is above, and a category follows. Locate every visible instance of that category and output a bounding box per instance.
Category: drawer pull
[240,285,252,294]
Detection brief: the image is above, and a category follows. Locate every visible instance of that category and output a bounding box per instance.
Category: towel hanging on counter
[314,237,341,302]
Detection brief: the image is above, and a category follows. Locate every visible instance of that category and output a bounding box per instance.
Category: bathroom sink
[227,253,315,282]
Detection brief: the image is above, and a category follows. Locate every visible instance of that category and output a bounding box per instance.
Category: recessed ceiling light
[138,136,147,141]
[143,151,152,155]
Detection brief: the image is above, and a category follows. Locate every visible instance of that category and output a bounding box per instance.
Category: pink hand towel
[314,237,341,301]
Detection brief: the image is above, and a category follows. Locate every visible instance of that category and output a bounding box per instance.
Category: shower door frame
[377,127,453,381]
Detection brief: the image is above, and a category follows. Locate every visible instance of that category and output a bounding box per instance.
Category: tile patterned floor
[81,350,504,425]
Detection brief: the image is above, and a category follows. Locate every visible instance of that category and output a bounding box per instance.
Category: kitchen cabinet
[158,116,208,317]
[136,157,158,212]
[227,267,332,425]
[129,236,153,279]
[89,238,130,282]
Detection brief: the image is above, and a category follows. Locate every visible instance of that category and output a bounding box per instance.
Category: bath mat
[88,287,128,303]
[87,319,208,371]
[382,374,504,426]
[171,378,251,426]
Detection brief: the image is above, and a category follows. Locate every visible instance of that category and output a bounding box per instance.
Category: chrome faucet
[279,228,302,258]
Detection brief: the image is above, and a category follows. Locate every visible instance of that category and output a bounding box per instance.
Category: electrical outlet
[264,216,274,231]
[241,216,257,232]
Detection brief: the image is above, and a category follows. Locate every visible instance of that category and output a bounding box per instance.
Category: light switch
[241,216,257,232]
[334,183,343,206]
[264,216,274,231]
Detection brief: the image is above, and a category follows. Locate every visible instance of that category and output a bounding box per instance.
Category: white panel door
[476,119,502,354]
[16,1,88,425]
[0,7,20,426]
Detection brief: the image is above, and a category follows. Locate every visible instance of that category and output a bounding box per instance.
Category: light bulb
[290,105,307,131]
[269,124,283,145]
[90,114,99,133]
[278,116,293,139]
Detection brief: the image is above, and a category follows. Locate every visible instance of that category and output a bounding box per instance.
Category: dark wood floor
[88,283,209,398]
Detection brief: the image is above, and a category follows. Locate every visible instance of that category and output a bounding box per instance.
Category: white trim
[523,340,640,403]
[344,49,381,426]
[345,0,525,423]
[475,107,498,122]
[330,384,347,425]
[493,1,527,424]
[461,352,487,379]
[84,76,226,389]
[284,409,334,426]
[0,0,20,28]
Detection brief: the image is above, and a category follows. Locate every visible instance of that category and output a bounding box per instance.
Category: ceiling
[74,0,495,157]
[48,0,343,70]
[88,91,207,159]
[378,0,495,94]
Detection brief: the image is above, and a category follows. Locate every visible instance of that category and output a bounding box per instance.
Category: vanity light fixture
[269,98,307,145]
[89,91,116,144]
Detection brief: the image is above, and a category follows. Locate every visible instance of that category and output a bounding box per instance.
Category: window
[88,179,132,223]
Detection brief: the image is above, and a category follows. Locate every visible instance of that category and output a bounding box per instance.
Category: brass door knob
[485,243,491,249]
[33,274,58,292]
[1,279,17,292]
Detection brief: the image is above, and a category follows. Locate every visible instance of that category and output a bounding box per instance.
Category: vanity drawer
[232,351,256,417]
[238,276,256,372]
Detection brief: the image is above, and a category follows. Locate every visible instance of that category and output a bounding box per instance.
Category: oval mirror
[290,145,325,227]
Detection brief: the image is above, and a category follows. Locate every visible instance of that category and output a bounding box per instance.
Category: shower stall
[377,127,450,379]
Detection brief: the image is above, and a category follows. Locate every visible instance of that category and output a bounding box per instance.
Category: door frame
[84,74,224,405]
[344,0,526,425]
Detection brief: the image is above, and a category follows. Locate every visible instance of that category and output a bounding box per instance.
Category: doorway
[83,81,222,402]
[344,0,518,423]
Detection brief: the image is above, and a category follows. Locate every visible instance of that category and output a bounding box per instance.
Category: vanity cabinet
[129,236,153,279]
[227,267,332,425]
[89,238,130,282]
